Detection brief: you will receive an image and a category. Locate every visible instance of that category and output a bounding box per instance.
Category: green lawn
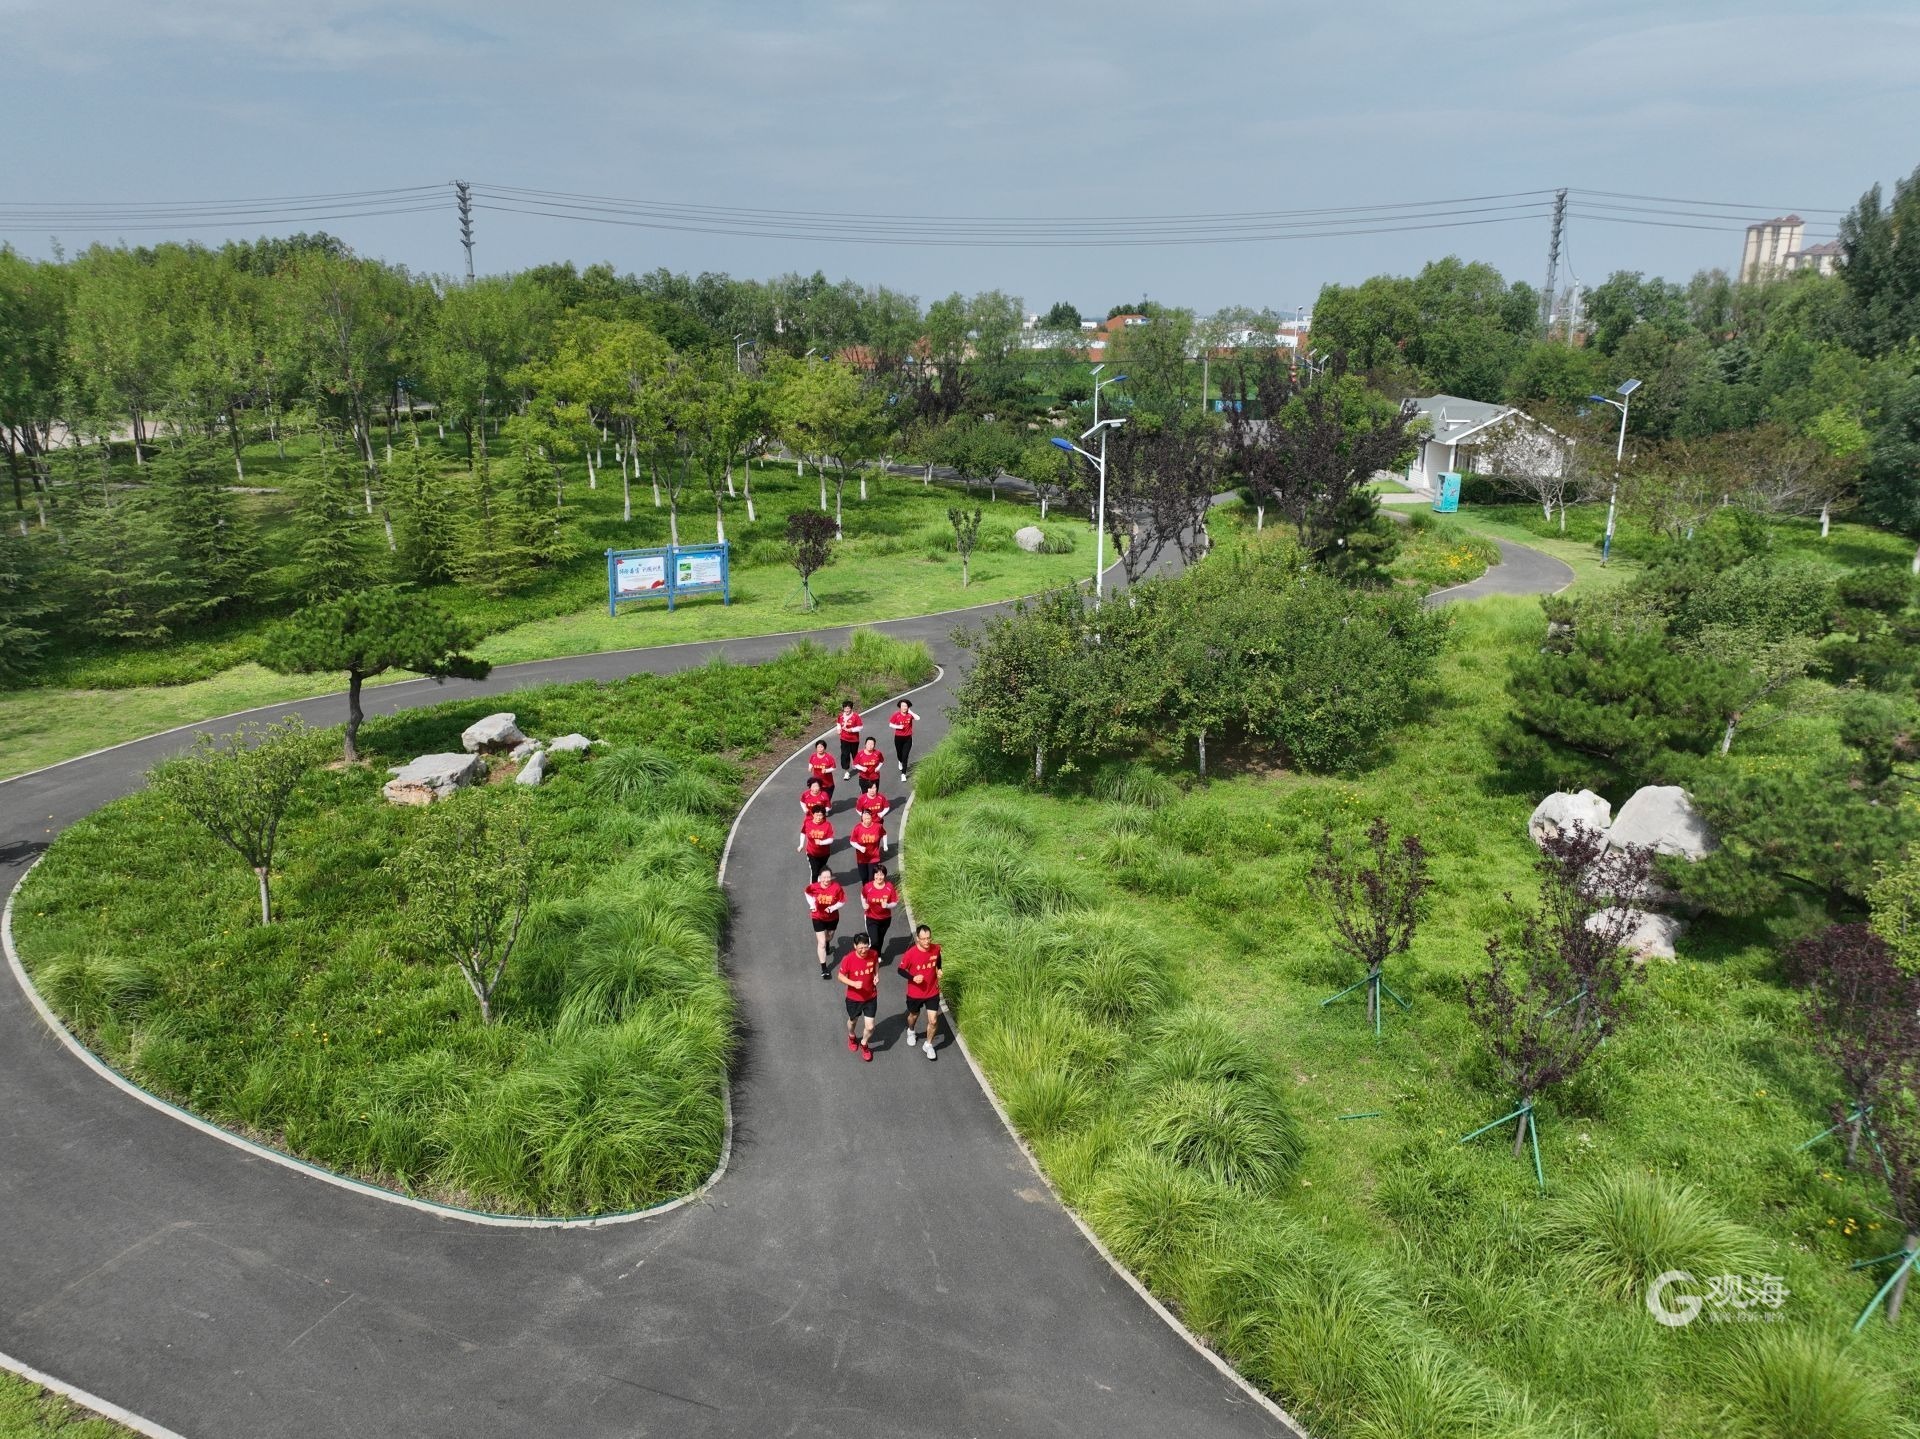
[1211,500,1501,592]
[2,446,1090,780]
[0,1372,132,1439]
[904,598,1919,1439]
[14,632,932,1216]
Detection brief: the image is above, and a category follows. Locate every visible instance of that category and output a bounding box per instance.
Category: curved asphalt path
[0,526,1565,1439]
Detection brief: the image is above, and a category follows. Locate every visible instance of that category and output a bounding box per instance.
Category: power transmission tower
[1539,188,1567,336]
[453,180,475,281]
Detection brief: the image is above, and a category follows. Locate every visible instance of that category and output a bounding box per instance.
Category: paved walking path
[0,526,1568,1438]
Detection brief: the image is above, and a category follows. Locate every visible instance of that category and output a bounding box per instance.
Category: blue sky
[5,1,1915,313]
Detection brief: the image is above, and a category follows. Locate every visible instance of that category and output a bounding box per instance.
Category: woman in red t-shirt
[799,776,832,819]
[861,863,900,954]
[803,871,846,977]
[837,934,881,1060]
[848,810,885,885]
[851,735,885,788]
[888,699,919,777]
[853,779,891,827]
[797,805,835,881]
[835,702,863,779]
[899,923,943,1060]
[807,741,837,799]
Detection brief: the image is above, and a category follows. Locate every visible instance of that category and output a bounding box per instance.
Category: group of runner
[800,698,943,1063]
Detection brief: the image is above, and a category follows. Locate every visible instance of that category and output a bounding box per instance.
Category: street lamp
[1052,417,1126,602]
[1587,378,1642,564]
[734,333,754,370]
[1092,369,1127,429]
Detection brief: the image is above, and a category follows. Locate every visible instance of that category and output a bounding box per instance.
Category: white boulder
[1014,525,1046,554]
[1587,907,1686,962]
[1608,785,1715,860]
[508,738,542,761]
[547,733,595,754]
[515,750,547,787]
[461,713,525,754]
[383,752,485,806]
[1529,790,1613,846]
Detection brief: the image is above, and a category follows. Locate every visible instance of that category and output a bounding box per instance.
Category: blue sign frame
[607,543,731,614]
[1433,473,1462,514]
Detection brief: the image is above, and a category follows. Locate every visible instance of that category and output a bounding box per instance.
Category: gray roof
[1410,394,1515,446]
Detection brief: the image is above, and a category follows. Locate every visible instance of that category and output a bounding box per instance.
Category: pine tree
[387,445,459,586]
[65,494,200,642]
[457,445,534,596]
[147,440,262,621]
[290,436,375,602]
[0,528,54,682]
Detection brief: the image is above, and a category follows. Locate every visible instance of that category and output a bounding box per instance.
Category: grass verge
[13,630,933,1216]
[904,598,1920,1439]
[0,1371,133,1439]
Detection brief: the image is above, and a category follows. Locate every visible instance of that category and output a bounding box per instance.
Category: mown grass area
[904,598,1919,1439]
[0,446,1086,781]
[0,1373,131,1439]
[1453,499,1911,594]
[14,631,932,1216]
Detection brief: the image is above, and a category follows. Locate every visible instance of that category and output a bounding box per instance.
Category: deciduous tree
[397,791,538,1025]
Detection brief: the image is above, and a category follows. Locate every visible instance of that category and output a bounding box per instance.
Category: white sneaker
[924,1040,937,1060]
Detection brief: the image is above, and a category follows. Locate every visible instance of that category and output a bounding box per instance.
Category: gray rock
[1587,906,1686,962]
[1014,525,1046,554]
[508,738,542,761]
[383,752,485,806]
[515,750,547,787]
[1609,785,1715,860]
[547,733,594,754]
[1528,790,1612,846]
[461,712,525,754]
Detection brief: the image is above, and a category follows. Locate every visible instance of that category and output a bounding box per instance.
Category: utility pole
[1539,187,1567,336]
[454,180,475,282]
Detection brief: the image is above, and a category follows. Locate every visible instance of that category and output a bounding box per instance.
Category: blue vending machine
[1433,472,1461,513]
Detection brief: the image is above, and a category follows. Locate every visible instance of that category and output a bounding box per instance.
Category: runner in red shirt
[861,863,900,954]
[851,735,885,788]
[799,775,832,819]
[797,805,835,881]
[888,699,919,778]
[807,741,837,799]
[835,701,863,779]
[899,924,943,1060]
[837,934,881,1060]
[803,871,846,977]
[853,779,891,827]
[849,811,885,885]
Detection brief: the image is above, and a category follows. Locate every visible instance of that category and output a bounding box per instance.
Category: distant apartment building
[1740,216,1841,281]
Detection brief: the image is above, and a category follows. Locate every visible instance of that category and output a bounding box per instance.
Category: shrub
[1136,1077,1303,1192]
[1084,1148,1231,1288]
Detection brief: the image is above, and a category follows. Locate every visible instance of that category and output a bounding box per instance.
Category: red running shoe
[860,1043,874,1062]
[846,1034,859,1052]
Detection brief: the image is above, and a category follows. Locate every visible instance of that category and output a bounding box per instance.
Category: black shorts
[811,917,838,934]
[844,996,877,1019]
[904,993,941,1013]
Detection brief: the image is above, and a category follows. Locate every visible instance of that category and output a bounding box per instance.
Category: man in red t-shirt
[854,779,891,827]
[837,933,881,1060]
[803,871,846,977]
[888,699,919,777]
[861,863,900,954]
[899,924,943,1060]
[835,702,863,779]
[807,741,837,799]
[797,805,834,881]
[848,811,885,885]
[851,736,884,788]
